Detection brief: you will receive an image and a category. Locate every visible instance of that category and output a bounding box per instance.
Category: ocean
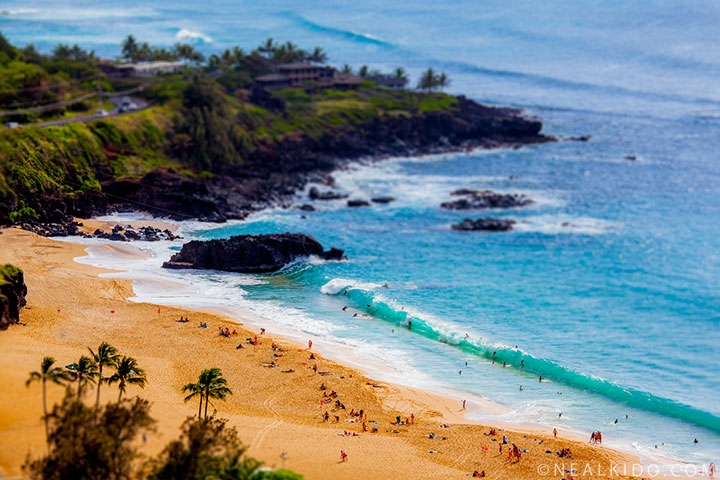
[4,0,719,471]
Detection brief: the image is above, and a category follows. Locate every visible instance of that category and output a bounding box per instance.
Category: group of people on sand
[557,447,574,459]
[589,431,603,444]
[471,470,486,477]
[218,326,238,337]
[176,316,190,323]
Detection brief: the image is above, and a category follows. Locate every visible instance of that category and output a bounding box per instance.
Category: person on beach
[410,413,414,424]
[462,400,466,409]
[308,340,312,349]
[340,449,347,462]
[553,428,557,438]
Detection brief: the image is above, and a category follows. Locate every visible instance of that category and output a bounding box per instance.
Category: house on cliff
[99,60,187,78]
[255,62,362,90]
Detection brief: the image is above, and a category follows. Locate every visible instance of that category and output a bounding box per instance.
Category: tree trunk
[42,378,49,450]
[198,397,203,419]
[77,374,82,400]
[117,382,123,403]
[204,393,209,419]
[96,366,102,407]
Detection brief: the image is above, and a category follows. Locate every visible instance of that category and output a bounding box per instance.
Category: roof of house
[333,74,364,85]
[278,62,327,70]
[256,73,289,82]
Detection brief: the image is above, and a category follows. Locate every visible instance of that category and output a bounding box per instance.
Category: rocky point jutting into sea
[11,96,551,233]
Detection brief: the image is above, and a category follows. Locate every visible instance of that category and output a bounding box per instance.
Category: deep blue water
[6,0,720,468]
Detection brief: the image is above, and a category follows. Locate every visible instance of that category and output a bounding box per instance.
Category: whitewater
[6,0,720,470]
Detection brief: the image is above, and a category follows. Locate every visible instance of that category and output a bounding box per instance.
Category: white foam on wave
[176,28,212,43]
[514,214,620,235]
[0,8,40,15]
[323,157,560,212]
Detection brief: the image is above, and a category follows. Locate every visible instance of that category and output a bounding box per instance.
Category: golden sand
[0,226,652,479]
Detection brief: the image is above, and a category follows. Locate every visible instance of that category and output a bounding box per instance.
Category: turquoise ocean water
[5,0,720,470]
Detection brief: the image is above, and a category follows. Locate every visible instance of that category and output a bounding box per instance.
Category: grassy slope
[0,84,458,222]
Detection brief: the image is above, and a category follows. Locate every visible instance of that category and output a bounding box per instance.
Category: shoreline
[59,217,714,475]
[0,226,701,479]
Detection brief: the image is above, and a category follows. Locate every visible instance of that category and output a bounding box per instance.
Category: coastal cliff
[1,92,549,225]
[78,96,549,222]
[0,263,27,330]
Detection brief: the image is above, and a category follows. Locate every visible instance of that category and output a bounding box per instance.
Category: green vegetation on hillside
[0,33,457,223]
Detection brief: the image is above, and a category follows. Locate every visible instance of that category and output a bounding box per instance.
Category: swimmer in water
[519,385,523,391]
[342,306,348,311]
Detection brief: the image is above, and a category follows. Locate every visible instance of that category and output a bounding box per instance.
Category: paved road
[18,96,150,128]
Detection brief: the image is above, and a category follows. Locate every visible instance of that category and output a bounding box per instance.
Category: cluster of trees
[25,342,147,444]
[174,74,243,172]
[121,35,205,64]
[254,38,327,65]
[0,32,102,113]
[23,344,301,479]
[416,67,450,92]
[340,64,409,82]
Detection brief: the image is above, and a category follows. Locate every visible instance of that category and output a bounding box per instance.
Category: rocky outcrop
[101,168,229,222]
[0,264,27,330]
[309,187,348,201]
[162,233,346,273]
[451,217,516,231]
[441,189,533,210]
[371,197,395,204]
[347,199,371,207]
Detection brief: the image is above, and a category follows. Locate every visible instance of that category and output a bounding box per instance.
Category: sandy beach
[0,225,658,479]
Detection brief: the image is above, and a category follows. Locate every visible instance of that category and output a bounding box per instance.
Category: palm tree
[107,356,147,402]
[438,72,449,91]
[182,381,204,419]
[121,34,139,62]
[258,37,276,58]
[183,368,233,419]
[308,46,328,64]
[417,67,437,92]
[341,64,353,74]
[202,368,232,419]
[68,355,98,401]
[88,342,119,407]
[26,357,71,444]
[358,65,369,78]
[394,67,409,81]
